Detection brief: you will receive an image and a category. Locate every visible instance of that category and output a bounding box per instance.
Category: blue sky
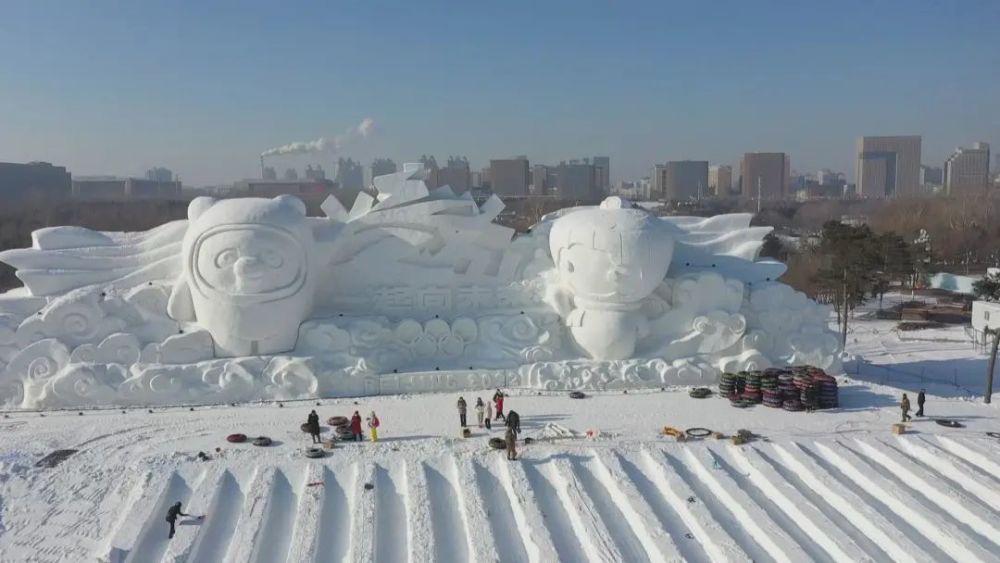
[1,0,998,186]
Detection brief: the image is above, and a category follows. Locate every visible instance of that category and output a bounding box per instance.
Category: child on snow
[367,411,380,442]
[493,389,506,421]
[475,397,485,427]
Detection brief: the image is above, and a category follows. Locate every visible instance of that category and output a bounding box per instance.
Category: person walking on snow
[505,426,517,461]
[306,410,321,443]
[484,401,492,430]
[916,389,926,417]
[900,393,912,422]
[165,501,189,539]
[367,411,380,442]
[350,411,363,442]
[475,397,485,427]
[493,389,506,421]
[506,410,521,436]
[457,396,468,427]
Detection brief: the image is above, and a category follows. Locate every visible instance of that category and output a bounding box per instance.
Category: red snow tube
[328,416,349,427]
[226,433,247,443]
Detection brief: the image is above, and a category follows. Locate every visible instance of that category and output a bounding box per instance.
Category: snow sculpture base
[0,165,840,409]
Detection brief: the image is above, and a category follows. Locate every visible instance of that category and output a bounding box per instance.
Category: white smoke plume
[261,117,377,157]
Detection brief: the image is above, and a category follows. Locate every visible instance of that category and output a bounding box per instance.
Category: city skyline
[1,1,998,186]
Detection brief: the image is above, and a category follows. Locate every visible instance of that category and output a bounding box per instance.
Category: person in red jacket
[493,389,506,421]
[350,411,363,442]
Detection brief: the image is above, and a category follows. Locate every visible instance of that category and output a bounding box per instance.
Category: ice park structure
[0,163,841,409]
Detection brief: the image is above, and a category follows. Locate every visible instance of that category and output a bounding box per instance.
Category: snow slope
[1,381,999,563]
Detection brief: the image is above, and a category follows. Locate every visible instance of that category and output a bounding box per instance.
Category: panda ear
[274,195,307,216]
[188,197,217,221]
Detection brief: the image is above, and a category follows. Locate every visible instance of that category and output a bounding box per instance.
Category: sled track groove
[935,435,1000,478]
[748,444,894,562]
[471,458,530,563]
[373,462,408,563]
[125,470,201,563]
[424,459,471,563]
[313,464,353,563]
[899,436,1000,513]
[520,459,593,562]
[569,453,654,562]
[187,470,245,563]
[249,467,303,563]
[813,441,991,562]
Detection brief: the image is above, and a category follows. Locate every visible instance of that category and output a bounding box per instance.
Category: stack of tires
[761,371,782,408]
[813,370,839,409]
[329,416,352,439]
[742,371,763,404]
[719,372,738,396]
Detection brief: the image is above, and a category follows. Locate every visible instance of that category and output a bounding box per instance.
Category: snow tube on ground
[688,387,712,399]
[686,427,712,438]
[304,447,325,459]
[489,437,506,450]
[252,436,273,447]
[226,433,247,443]
[935,419,964,428]
[569,391,586,399]
[335,425,353,436]
[986,431,1000,439]
[300,423,311,433]
[328,416,349,427]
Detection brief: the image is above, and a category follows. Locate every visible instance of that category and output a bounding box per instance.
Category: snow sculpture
[0,163,842,409]
[167,195,320,356]
[546,197,673,360]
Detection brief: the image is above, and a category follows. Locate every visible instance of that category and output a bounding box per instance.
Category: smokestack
[260,155,265,179]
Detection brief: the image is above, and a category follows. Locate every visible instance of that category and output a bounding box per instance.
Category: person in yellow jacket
[367,411,380,442]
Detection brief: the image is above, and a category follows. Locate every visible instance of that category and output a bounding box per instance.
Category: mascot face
[193,224,305,299]
[549,199,673,305]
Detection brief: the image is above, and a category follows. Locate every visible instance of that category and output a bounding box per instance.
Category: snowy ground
[1,377,999,563]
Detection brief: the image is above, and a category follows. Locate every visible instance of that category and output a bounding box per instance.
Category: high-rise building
[650,164,667,199]
[488,158,529,196]
[708,165,732,196]
[665,160,709,200]
[591,156,610,191]
[72,176,182,200]
[739,153,789,199]
[855,136,921,197]
[304,164,326,181]
[145,167,174,182]
[532,164,555,195]
[335,158,364,191]
[418,155,441,188]
[438,156,471,193]
[556,160,601,200]
[0,161,72,204]
[944,142,991,195]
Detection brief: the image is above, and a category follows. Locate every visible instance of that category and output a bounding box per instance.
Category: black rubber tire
[335,425,353,436]
[300,423,311,433]
[986,431,1000,439]
[328,416,349,427]
[686,427,712,438]
[252,436,273,447]
[304,447,325,459]
[489,437,506,450]
[688,388,712,399]
[935,419,965,428]
[569,391,586,399]
[226,433,247,443]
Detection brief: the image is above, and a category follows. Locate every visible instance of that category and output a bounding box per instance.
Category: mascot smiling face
[168,195,318,357]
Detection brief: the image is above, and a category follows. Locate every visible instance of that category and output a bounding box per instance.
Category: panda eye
[565,261,575,273]
[215,249,238,268]
[262,249,284,268]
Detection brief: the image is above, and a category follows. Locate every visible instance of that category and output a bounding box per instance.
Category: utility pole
[756,177,762,214]
[986,327,998,404]
[841,267,849,348]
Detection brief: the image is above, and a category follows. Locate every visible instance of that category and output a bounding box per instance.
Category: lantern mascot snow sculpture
[167,195,320,356]
[546,197,674,360]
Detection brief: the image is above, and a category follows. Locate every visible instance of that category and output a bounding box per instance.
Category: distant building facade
[944,142,991,195]
[231,178,337,201]
[591,156,610,191]
[439,156,471,193]
[920,165,943,188]
[0,161,72,204]
[739,152,789,199]
[72,176,182,200]
[855,136,921,197]
[489,158,530,196]
[556,160,602,200]
[708,165,732,196]
[145,167,174,182]
[664,160,709,201]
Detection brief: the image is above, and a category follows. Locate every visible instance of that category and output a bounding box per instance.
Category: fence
[849,360,980,397]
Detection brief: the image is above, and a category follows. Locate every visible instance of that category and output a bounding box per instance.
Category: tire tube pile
[335,425,353,437]
[328,416,349,427]
[721,366,837,412]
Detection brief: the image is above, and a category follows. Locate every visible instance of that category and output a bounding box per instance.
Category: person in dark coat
[506,410,521,436]
[901,393,912,422]
[350,411,363,442]
[166,501,188,539]
[505,427,517,461]
[457,396,468,427]
[916,389,926,417]
[306,410,321,443]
